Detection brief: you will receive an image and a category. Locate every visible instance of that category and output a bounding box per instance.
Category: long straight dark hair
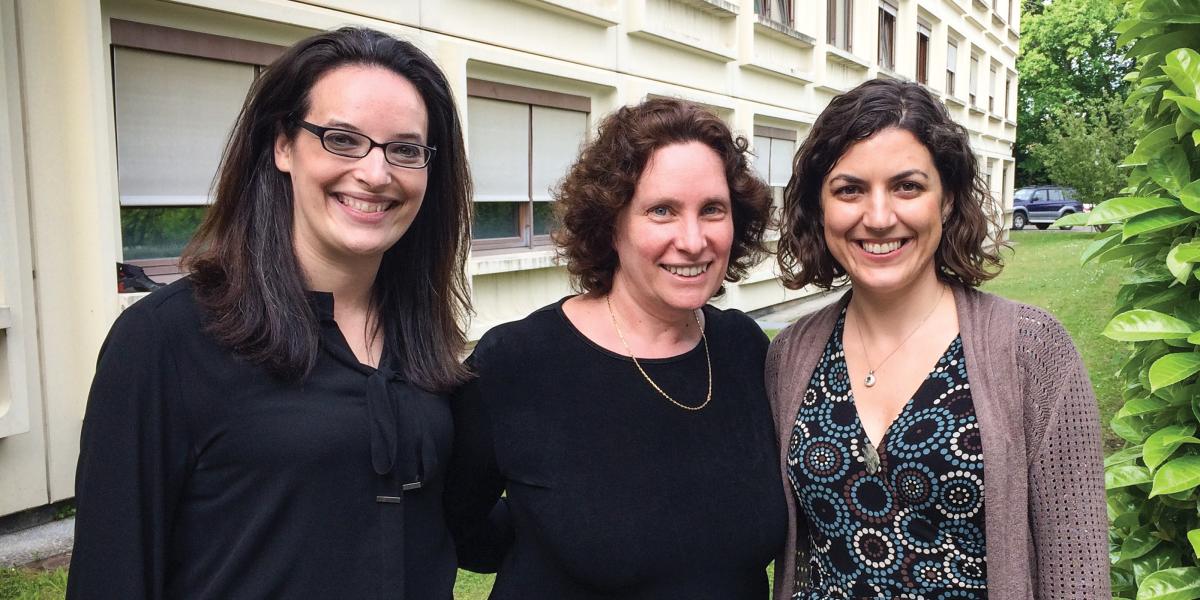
[183,27,472,392]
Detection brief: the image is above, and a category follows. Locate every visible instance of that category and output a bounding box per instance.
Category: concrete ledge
[0,518,73,568]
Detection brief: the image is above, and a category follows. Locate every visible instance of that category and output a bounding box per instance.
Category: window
[946,40,958,95]
[467,80,589,250]
[916,22,931,85]
[827,0,853,50]
[1047,188,1064,202]
[757,0,793,25]
[989,65,998,113]
[1004,74,1012,118]
[877,1,896,71]
[1008,0,1014,23]
[1000,163,1008,203]
[110,21,282,271]
[969,54,980,106]
[752,126,797,189]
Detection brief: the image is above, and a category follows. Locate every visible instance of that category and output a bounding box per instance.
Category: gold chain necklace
[851,284,946,388]
[605,295,712,411]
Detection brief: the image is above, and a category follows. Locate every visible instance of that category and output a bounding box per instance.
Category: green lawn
[981,230,1126,452]
[4,230,1122,599]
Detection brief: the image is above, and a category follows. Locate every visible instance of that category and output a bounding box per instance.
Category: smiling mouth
[859,239,909,255]
[333,193,397,214]
[662,263,709,277]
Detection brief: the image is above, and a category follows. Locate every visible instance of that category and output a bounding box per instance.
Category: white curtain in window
[769,138,794,188]
[113,48,253,206]
[468,97,530,202]
[947,41,958,74]
[531,106,587,202]
[753,135,772,182]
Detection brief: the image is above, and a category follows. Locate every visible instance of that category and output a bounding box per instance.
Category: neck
[849,270,947,340]
[296,245,381,320]
[607,277,701,347]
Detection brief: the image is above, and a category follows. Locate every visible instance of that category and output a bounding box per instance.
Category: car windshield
[1014,188,1035,201]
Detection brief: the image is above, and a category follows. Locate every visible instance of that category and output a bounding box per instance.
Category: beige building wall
[0,0,1018,517]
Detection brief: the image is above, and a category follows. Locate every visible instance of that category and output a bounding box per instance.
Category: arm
[66,304,192,599]
[443,356,511,572]
[1018,306,1111,598]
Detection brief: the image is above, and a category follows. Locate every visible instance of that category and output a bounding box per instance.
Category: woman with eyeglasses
[68,28,470,599]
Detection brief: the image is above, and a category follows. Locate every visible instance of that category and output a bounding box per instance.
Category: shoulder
[470,299,568,369]
[105,279,203,350]
[768,293,844,360]
[957,287,1076,363]
[703,305,768,349]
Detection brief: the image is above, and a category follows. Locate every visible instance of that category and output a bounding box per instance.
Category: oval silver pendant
[863,441,881,475]
[864,371,877,387]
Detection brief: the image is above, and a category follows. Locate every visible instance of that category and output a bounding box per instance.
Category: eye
[324,131,364,152]
[833,184,862,198]
[388,143,422,160]
[896,181,924,195]
[701,203,728,217]
[649,205,672,218]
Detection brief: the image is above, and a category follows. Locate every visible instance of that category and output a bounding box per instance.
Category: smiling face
[275,64,429,273]
[611,141,734,318]
[821,127,945,296]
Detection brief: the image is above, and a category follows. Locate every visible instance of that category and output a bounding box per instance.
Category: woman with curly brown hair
[444,98,786,598]
[768,78,1108,599]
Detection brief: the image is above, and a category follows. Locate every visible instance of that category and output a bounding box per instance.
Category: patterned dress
[787,309,988,599]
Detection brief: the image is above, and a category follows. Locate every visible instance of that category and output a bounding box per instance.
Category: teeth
[664,264,708,277]
[862,240,903,255]
[336,194,393,213]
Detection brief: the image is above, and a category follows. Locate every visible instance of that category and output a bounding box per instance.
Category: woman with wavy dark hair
[444,98,786,598]
[69,27,470,599]
[768,78,1108,599]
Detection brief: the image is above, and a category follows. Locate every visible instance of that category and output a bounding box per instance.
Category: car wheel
[1035,223,1050,230]
[1012,212,1027,230]
[1059,211,1074,230]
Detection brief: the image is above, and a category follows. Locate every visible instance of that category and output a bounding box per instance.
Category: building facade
[0,0,1018,518]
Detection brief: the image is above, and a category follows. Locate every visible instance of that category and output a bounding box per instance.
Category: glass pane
[120,206,208,260]
[531,106,588,202]
[533,202,556,236]
[474,202,522,239]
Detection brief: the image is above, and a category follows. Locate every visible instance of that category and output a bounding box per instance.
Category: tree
[1027,94,1137,204]
[1016,0,1132,186]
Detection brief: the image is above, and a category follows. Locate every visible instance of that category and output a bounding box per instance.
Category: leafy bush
[1064,0,1200,596]
[1029,94,1138,205]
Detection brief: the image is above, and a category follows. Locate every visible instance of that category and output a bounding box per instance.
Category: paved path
[0,517,73,569]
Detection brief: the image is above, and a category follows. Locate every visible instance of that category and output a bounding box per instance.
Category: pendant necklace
[606,295,712,411]
[851,284,946,388]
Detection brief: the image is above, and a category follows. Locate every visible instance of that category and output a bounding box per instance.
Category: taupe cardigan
[766,285,1110,599]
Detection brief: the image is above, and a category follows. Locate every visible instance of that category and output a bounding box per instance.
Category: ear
[274,131,294,174]
[941,194,953,224]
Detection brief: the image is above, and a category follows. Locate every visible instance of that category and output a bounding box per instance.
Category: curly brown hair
[776,79,1005,290]
[553,98,772,296]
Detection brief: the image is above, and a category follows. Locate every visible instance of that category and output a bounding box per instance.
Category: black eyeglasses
[296,120,436,169]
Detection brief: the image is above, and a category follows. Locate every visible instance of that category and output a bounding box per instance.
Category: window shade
[113,48,253,206]
[468,97,530,202]
[531,106,587,202]
[769,138,794,187]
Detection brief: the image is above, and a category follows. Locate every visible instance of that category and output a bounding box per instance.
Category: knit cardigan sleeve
[1015,304,1111,598]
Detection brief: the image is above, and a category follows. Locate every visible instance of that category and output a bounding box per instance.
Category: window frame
[827,0,853,51]
[916,22,931,85]
[877,0,897,71]
[466,79,591,252]
[946,39,958,95]
[757,0,794,26]
[109,20,285,279]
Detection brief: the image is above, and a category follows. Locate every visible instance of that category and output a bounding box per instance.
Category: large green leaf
[1108,444,1148,468]
[1129,27,1200,58]
[1150,352,1200,391]
[1108,464,1153,489]
[1163,49,1200,98]
[1189,529,1200,559]
[1147,146,1193,194]
[1126,125,1178,167]
[1124,208,1200,240]
[1149,455,1200,496]
[1053,211,1091,228]
[1123,526,1163,562]
[1116,18,1160,45]
[1166,241,1200,282]
[1090,196,1181,224]
[1167,93,1200,125]
[1084,232,1124,264]
[1194,129,1200,146]
[1143,424,1200,469]
[1106,309,1195,341]
[1117,395,1170,420]
[1180,180,1200,213]
[1136,567,1200,600]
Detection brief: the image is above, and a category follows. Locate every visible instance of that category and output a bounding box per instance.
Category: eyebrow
[324,119,425,142]
[827,169,929,186]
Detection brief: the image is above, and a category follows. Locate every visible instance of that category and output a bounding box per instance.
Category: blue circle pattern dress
[787,309,987,599]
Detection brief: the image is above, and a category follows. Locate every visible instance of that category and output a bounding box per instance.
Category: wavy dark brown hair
[553,98,772,296]
[182,27,471,392]
[776,78,1004,290]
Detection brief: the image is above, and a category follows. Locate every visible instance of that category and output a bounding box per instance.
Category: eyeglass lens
[321,130,429,167]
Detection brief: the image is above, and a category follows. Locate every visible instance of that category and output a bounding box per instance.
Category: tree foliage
[1064,0,1200,596]
[1016,0,1133,186]
[1028,94,1138,204]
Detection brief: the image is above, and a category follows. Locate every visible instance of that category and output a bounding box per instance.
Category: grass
[981,230,1126,452]
[6,230,1121,599]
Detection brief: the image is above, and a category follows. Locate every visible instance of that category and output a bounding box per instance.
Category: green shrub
[1066,0,1200,596]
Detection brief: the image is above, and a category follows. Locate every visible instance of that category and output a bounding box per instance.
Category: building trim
[109,19,285,66]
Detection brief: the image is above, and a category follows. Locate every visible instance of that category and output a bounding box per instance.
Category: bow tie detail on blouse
[366,365,437,484]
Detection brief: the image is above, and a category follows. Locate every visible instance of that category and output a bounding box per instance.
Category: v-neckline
[838,311,960,455]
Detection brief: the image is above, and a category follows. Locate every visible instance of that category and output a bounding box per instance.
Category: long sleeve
[443,362,511,572]
[1017,305,1111,598]
[67,304,192,600]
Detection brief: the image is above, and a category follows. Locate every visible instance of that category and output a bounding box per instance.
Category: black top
[67,279,456,600]
[444,298,787,599]
[788,309,987,599]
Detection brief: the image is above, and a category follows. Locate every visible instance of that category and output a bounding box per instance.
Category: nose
[862,187,898,231]
[674,214,707,255]
[353,146,393,189]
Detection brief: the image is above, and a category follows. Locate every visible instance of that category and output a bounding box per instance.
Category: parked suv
[1011,185,1086,230]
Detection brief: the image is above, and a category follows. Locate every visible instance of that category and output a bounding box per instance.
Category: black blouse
[444,299,787,599]
[67,279,456,600]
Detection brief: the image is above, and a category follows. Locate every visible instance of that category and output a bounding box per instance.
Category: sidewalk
[0,517,73,569]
